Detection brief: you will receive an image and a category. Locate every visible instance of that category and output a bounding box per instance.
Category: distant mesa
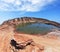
[1,17,60,28]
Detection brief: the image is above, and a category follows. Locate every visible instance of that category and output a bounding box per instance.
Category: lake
[16,22,60,35]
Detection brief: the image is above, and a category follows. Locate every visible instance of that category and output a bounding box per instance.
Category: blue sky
[0,0,60,24]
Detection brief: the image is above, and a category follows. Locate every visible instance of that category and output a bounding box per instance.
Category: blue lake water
[16,23,60,35]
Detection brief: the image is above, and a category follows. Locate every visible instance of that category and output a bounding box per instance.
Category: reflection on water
[16,22,60,35]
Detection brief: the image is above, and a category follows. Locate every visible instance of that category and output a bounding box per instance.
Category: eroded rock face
[0,25,44,52]
[0,24,60,52]
[10,39,44,52]
[45,31,60,39]
[0,25,14,52]
[2,17,60,28]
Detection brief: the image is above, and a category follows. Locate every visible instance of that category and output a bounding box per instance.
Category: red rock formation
[0,17,60,52]
[0,25,14,52]
[0,25,44,52]
[2,17,60,28]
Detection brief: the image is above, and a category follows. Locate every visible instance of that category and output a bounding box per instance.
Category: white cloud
[1,0,15,3]
[0,0,56,12]
[15,0,22,5]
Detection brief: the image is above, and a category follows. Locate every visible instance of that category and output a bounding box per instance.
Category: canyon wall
[2,17,60,28]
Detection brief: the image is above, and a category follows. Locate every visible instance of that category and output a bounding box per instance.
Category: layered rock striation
[2,17,60,28]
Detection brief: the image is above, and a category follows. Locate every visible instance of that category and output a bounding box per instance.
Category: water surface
[16,22,60,35]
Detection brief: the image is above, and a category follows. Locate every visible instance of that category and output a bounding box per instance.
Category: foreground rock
[0,25,44,52]
[45,30,60,39]
[0,25,60,52]
[0,25,14,52]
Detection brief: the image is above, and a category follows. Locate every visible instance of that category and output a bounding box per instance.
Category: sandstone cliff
[2,17,60,28]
